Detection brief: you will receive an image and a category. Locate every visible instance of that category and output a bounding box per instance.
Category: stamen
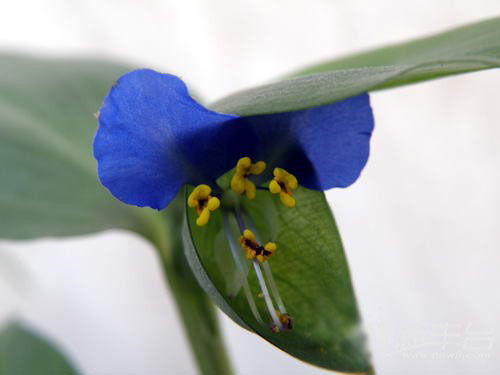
[187,184,220,226]
[252,260,282,330]
[269,167,298,208]
[277,311,293,331]
[239,229,277,263]
[233,209,288,332]
[244,214,291,327]
[231,157,266,200]
[222,213,264,325]
[233,208,245,233]
[262,262,287,313]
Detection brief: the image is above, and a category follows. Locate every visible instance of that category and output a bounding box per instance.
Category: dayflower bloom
[94,69,374,331]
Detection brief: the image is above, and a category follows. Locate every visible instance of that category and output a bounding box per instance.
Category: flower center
[229,210,292,332]
[188,157,299,227]
[187,156,299,332]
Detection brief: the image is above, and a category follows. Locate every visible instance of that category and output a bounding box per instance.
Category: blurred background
[0,1,499,374]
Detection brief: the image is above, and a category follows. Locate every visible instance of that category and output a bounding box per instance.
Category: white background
[0,1,499,374]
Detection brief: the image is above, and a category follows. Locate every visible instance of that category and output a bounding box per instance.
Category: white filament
[222,213,264,325]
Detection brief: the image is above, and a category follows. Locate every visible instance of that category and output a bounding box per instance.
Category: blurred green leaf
[0,55,162,239]
[183,187,372,373]
[0,55,233,375]
[211,17,500,116]
[0,321,77,375]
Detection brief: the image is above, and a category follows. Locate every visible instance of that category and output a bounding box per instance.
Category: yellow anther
[244,179,256,200]
[242,229,256,242]
[269,179,281,194]
[250,161,266,175]
[239,229,277,262]
[231,157,266,200]
[274,168,298,189]
[188,184,220,226]
[236,157,251,172]
[207,196,220,211]
[197,207,211,226]
[279,192,295,208]
[269,168,298,208]
[188,184,211,208]
[264,242,277,252]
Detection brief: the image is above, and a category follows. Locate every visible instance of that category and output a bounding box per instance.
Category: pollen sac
[187,184,220,226]
[231,157,266,200]
[269,167,298,208]
[271,312,293,333]
[239,229,277,263]
[278,312,293,331]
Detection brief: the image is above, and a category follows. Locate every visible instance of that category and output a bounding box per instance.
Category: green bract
[184,186,372,372]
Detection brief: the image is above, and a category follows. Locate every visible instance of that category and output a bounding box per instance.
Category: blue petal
[94,69,373,211]
[94,69,238,210]
[243,93,374,190]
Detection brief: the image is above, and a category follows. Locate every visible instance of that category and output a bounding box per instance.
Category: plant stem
[151,195,234,375]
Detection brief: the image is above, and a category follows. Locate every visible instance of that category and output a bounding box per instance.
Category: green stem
[150,195,234,375]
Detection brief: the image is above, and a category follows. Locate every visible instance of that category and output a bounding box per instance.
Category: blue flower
[94,68,375,332]
[94,69,374,211]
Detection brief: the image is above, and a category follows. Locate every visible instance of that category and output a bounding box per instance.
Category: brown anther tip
[279,313,293,331]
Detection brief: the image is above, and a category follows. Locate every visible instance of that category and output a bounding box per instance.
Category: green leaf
[183,187,372,373]
[0,55,162,239]
[0,321,77,375]
[211,17,500,116]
